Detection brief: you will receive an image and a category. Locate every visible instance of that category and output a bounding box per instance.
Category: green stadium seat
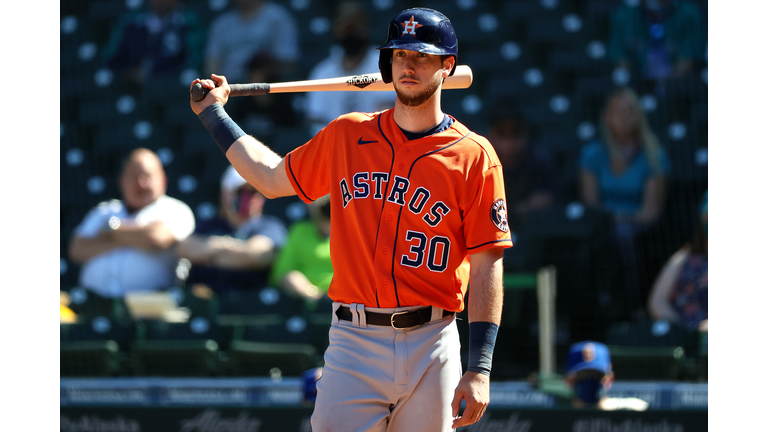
[523,204,612,242]
[228,316,324,377]
[131,318,230,376]
[607,345,686,381]
[66,287,130,321]
[217,287,306,324]
[60,317,134,377]
[170,287,220,320]
[605,320,700,380]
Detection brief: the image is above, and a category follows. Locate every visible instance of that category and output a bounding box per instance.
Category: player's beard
[394,73,442,107]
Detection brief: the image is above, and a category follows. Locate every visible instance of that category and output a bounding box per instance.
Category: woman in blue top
[579,87,671,320]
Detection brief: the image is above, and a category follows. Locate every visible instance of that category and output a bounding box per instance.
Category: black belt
[336,306,454,329]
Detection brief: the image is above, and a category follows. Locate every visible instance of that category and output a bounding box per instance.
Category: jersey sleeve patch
[490,198,509,233]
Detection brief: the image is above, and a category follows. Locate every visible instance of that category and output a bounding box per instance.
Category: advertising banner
[60,407,707,432]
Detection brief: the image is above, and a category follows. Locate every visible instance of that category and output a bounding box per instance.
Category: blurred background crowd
[60,0,707,384]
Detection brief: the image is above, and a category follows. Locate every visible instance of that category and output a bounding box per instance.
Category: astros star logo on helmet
[400,16,423,36]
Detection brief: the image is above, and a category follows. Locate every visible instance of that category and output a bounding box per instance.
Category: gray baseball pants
[311,302,463,432]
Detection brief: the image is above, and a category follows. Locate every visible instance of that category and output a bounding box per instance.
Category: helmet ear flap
[378,50,394,84]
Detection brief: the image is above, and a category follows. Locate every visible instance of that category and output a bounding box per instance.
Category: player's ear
[442,55,455,78]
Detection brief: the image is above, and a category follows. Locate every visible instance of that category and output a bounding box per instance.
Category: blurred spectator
[305,1,395,135]
[579,87,670,320]
[607,0,705,82]
[175,166,288,295]
[102,0,205,89]
[228,52,303,140]
[487,107,559,231]
[648,190,707,331]
[205,0,300,83]
[565,341,649,411]
[269,194,333,309]
[69,148,195,297]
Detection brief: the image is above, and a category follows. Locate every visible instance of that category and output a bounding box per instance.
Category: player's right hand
[189,73,230,115]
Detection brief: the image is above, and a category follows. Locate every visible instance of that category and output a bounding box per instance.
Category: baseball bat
[190,65,473,102]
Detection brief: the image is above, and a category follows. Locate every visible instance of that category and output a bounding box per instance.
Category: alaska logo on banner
[180,409,261,432]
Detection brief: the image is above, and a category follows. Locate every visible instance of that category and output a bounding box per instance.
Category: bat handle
[191,83,272,102]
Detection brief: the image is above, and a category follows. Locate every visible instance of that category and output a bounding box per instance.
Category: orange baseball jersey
[285,108,512,312]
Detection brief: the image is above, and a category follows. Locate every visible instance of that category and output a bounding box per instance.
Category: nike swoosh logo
[358,137,378,145]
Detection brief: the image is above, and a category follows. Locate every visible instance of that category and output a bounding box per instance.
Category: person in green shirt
[269,194,333,308]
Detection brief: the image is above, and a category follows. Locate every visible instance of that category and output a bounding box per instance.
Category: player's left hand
[451,371,490,429]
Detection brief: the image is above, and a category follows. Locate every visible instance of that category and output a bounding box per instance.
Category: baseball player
[190,8,512,431]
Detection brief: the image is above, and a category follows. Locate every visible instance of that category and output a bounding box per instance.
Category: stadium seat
[523,204,612,242]
[462,47,525,76]
[605,320,700,380]
[292,2,334,78]
[228,316,324,377]
[501,0,558,22]
[548,47,611,75]
[60,317,134,377]
[88,0,127,21]
[484,68,554,103]
[607,345,687,381]
[132,317,230,376]
[169,286,220,320]
[575,73,615,100]
[164,101,201,129]
[217,287,306,324]
[262,195,310,227]
[526,16,585,46]
[667,137,708,183]
[269,125,313,156]
[690,102,708,129]
[66,287,130,321]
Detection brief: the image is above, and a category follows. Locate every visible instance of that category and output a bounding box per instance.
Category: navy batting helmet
[377,8,459,84]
